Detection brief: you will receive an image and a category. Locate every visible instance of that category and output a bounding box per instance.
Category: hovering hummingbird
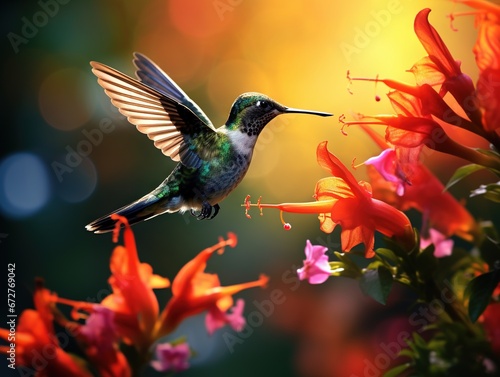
[85,53,332,233]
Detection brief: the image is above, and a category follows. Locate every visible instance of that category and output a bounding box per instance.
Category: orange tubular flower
[247,142,415,258]
[344,7,500,163]
[371,162,478,241]
[155,233,269,337]
[450,0,500,72]
[100,215,170,351]
[345,69,500,169]
[454,0,500,132]
[413,8,481,124]
[361,125,478,242]
[0,281,93,377]
[342,90,500,171]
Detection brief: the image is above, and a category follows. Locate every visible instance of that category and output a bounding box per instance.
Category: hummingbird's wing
[90,59,219,169]
[133,53,214,129]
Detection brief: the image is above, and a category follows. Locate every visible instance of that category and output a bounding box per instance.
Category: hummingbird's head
[225,93,285,136]
[225,92,332,137]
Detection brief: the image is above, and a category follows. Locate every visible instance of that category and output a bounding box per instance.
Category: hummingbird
[85,53,332,233]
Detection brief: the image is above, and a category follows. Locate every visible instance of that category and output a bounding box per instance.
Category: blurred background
[1,0,496,376]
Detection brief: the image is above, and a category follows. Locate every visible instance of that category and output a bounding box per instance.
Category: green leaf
[333,252,362,277]
[328,261,353,277]
[411,332,428,349]
[444,164,485,191]
[415,245,438,280]
[464,270,500,323]
[398,349,415,358]
[359,265,393,304]
[470,182,500,203]
[383,363,411,377]
[375,248,400,265]
[476,147,500,160]
[481,221,500,245]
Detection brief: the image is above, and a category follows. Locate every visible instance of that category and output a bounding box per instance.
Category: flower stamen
[280,211,292,230]
[243,195,263,218]
[339,114,350,135]
[243,195,251,218]
[447,11,482,31]
[111,214,129,243]
[351,157,365,170]
[346,70,353,94]
[208,233,238,256]
[52,296,94,321]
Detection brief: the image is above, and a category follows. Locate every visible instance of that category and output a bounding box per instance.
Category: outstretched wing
[90,56,218,168]
[133,52,214,129]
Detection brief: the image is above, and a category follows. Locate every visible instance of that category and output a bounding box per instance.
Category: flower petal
[297,240,332,284]
[414,8,461,78]
[151,342,190,373]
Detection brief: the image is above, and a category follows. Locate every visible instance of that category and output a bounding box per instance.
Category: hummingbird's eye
[256,100,272,110]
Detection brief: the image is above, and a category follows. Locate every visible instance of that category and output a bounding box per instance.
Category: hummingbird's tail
[85,194,165,234]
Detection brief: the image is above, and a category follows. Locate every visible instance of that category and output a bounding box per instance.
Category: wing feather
[133,52,215,130]
[90,58,218,168]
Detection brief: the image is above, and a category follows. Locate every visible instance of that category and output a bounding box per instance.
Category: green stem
[122,344,153,377]
[428,279,481,337]
[435,137,500,172]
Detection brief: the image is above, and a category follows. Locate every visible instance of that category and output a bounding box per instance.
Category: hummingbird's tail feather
[85,194,166,234]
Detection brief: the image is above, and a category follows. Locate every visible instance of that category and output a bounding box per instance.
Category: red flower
[0,281,93,377]
[413,9,480,123]
[344,7,500,164]
[449,0,500,71]
[245,142,415,258]
[361,125,478,242]
[155,233,269,337]
[414,6,500,135]
[100,215,170,351]
[482,301,500,357]
[458,1,500,132]
[343,77,500,171]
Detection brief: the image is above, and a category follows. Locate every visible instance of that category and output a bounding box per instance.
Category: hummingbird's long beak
[284,107,333,117]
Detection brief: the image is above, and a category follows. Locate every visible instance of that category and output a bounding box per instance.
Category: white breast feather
[224,129,256,156]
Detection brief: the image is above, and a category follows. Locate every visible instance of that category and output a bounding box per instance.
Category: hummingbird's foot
[190,202,218,220]
[209,204,220,219]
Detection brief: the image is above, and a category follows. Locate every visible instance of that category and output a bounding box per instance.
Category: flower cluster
[244,4,500,376]
[0,216,268,376]
[245,141,416,258]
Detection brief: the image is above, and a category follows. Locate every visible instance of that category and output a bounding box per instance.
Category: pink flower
[364,149,409,196]
[297,240,332,284]
[205,299,246,335]
[420,228,454,258]
[79,306,118,353]
[150,342,190,373]
[78,306,131,377]
[360,127,478,243]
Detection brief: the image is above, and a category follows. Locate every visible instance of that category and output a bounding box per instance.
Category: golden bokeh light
[168,0,236,39]
[39,68,94,131]
[207,59,272,121]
